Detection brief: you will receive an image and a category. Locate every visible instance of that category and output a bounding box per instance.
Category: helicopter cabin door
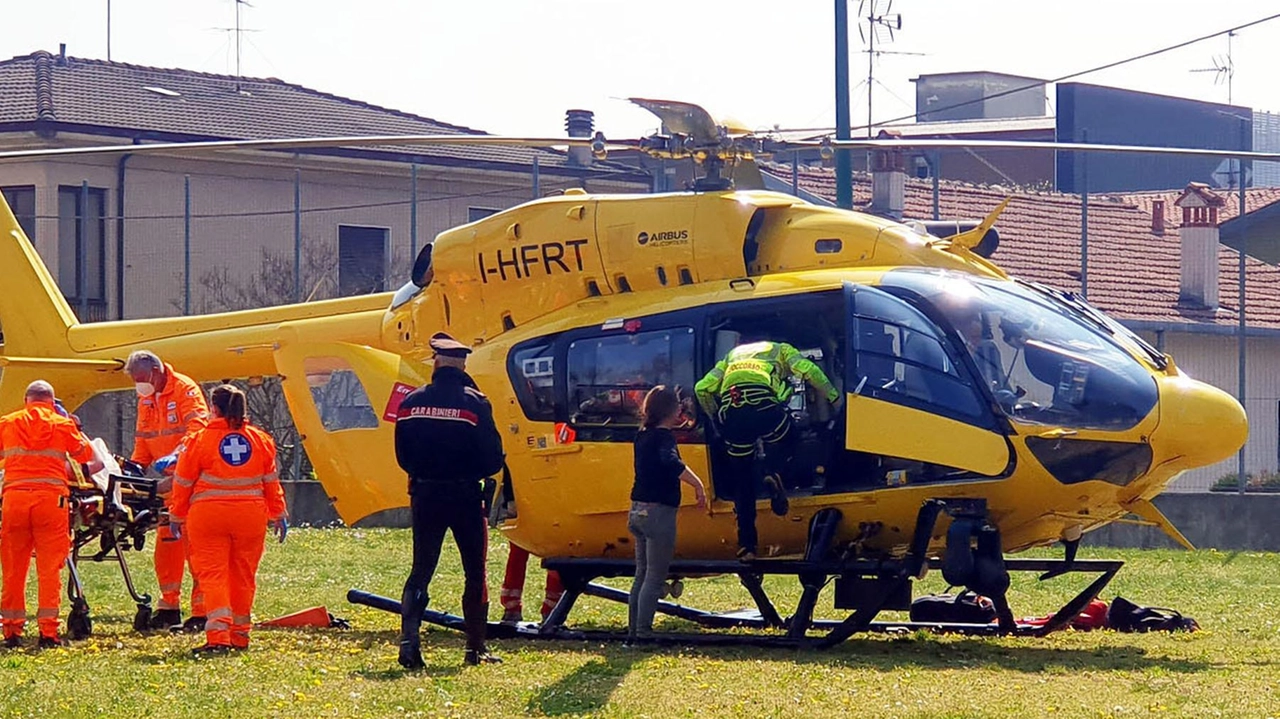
[273,338,432,526]
[844,282,1012,477]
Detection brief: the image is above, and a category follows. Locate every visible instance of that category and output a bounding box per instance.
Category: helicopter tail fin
[0,192,97,409]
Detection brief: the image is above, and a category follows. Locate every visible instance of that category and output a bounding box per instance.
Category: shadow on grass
[354,663,462,681]
[525,649,641,717]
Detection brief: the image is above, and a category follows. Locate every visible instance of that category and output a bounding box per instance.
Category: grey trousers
[627,501,679,638]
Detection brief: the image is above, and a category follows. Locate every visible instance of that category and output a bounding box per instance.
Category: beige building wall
[1141,330,1280,491]
[1,143,644,321]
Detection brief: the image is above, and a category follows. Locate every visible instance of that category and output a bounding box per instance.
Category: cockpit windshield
[880,269,1158,431]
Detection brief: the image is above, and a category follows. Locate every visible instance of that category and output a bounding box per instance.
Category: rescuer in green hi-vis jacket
[695,341,842,559]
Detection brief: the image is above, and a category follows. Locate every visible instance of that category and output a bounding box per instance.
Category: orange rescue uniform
[172,418,285,648]
[131,363,208,616]
[0,401,95,640]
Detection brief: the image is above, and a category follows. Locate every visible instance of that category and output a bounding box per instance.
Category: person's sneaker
[397,639,425,670]
[464,648,503,665]
[500,610,522,625]
[149,609,182,631]
[2,635,21,649]
[36,636,63,649]
[764,475,790,516]
[736,547,757,562]
[181,616,207,634]
[191,643,232,656]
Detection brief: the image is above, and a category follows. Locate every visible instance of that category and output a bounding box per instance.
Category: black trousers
[401,491,488,651]
[718,399,794,554]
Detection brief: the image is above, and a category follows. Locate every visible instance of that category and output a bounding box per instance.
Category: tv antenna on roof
[857,0,925,138]
[1190,29,1235,104]
[213,0,260,92]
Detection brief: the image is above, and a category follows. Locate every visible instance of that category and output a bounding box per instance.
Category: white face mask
[135,382,156,397]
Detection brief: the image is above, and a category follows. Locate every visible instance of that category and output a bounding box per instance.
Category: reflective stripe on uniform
[4,477,68,489]
[35,608,57,619]
[190,488,265,504]
[174,475,196,488]
[197,472,270,488]
[1,448,66,459]
[0,609,25,620]
[232,614,251,626]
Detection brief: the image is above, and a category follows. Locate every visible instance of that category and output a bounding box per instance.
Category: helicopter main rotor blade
[802,137,1280,162]
[629,98,722,147]
[0,134,621,163]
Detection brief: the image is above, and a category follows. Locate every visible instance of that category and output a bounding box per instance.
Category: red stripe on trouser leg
[1,492,69,638]
[502,543,531,613]
[542,571,565,618]
[188,501,267,647]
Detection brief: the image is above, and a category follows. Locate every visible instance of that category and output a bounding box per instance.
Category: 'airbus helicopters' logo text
[637,229,689,247]
[477,239,589,283]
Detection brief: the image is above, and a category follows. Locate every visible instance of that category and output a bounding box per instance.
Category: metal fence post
[183,174,191,315]
[1238,156,1248,494]
[293,169,301,303]
[410,163,418,258]
[931,152,940,221]
[1080,131,1089,299]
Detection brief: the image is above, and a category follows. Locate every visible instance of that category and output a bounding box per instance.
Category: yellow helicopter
[0,99,1252,644]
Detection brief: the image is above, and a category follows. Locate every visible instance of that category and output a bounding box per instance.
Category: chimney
[58,43,67,66]
[1174,182,1226,309]
[565,109,594,167]
[1151,198,1165,236]
[870,129,906,220]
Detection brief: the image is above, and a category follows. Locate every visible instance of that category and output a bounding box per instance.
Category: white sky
[4,1,1280,140]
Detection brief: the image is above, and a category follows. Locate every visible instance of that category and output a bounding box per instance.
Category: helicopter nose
[1154,375,1248,470]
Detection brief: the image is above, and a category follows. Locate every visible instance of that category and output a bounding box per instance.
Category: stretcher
[63,439,165,638]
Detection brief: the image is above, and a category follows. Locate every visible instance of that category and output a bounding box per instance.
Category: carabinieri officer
[395,332,505,668]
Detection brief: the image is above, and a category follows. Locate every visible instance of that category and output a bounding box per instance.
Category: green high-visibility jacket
[694,341,839,415]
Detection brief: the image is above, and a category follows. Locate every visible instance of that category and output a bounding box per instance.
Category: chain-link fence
[6,142,1278,494]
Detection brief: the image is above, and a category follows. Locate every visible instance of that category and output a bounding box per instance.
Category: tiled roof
[0,50,641,178]
[767,163,1280,331]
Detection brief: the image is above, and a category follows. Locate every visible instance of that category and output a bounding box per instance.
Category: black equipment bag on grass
[1106,596,1199,633]
[909,591,997,624]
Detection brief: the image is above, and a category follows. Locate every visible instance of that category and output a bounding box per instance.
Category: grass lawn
[2,529,1279,718]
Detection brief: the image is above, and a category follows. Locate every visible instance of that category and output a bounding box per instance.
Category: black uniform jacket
[394,366,505,499]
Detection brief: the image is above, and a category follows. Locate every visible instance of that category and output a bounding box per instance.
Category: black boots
[149,609,182,631]
[398,585,428,670]
[464,647,502,665]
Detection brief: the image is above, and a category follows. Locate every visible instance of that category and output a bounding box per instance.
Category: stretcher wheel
[667,579,684,599]
[68,601,92,640]
[133,605,152,633]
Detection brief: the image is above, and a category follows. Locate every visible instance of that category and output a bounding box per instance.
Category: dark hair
[640,385,680,430]
[210,384,247,429]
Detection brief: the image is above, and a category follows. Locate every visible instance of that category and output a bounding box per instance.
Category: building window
[1,185,36,242]
[338,225,388,296]
[58,186,107,317]
[468,207,499,222]
[567,327,696,438]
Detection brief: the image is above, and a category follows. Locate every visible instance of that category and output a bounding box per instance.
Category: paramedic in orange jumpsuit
[125,350,209,630]
[0,380,103,648]
[170,384,287,654]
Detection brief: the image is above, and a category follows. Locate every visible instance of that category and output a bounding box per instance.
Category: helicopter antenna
[1189,29,1235,105]
[857,0,924,138]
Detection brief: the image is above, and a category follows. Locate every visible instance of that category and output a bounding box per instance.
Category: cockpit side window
[849,286,989,425]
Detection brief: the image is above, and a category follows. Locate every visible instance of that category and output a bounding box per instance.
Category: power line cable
[775,12,1280,136]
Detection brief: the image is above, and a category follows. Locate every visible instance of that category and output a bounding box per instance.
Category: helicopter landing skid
[346,499,1121,648]
[346,555,1122,648]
